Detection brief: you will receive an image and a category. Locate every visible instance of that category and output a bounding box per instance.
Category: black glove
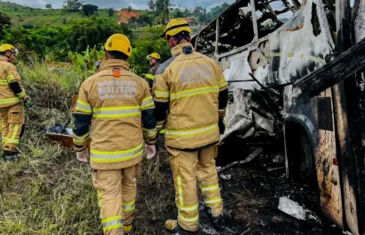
[218,118,226,135]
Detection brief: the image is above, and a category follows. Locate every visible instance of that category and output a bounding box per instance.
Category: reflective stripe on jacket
[153,43,228,150]
[0,56,26,108]
[73,59,157,170]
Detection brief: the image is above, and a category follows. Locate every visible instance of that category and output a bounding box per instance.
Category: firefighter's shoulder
[156,55,180,75]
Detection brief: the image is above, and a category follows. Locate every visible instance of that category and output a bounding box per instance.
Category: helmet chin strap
[169,38,176,48]
[169,35,192,48]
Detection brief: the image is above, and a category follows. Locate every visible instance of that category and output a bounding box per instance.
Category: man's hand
[76,148,90,163]
[24,97,33,108]
[145,144,156,159]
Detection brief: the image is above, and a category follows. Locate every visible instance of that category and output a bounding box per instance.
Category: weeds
[0,59,176,234]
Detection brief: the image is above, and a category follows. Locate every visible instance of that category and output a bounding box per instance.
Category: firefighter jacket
[153,43,228,150]
[72,59,157,170]
[145,63,160,89]
[0,56,28,108]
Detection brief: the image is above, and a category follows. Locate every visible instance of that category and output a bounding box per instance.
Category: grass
[0,58,177,234]
[0,1,118,27]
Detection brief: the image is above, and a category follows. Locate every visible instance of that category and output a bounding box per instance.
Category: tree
[46,4,52,9]
[193,6,204,17]
[107,8,115,17]
[148,0,156,11]
[0,12,11,39]
[67,17,123,52]
[63,0,84,12]
[82,4,98,17]
[171,9,183,18]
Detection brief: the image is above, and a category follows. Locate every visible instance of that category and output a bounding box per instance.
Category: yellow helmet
[161,18,192,39]
[104,34,132,57]
[146,52,161,61]
[0,44,18,56]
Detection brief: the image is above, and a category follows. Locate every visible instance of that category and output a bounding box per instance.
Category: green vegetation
[0,58,173,234]
[0,1,117,27]
[0,1,232,232]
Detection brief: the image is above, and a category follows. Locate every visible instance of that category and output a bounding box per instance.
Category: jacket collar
[0,55,10,62]
[171,43,194,56]
[100,59,130,71]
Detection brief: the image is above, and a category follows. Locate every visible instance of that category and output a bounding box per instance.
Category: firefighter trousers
[166,145,223,232]
[0,103,24,153]
[92,162,141,235]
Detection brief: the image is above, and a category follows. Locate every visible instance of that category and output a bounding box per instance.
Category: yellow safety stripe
[143,127,157,138]
[0,97,20,105]
[102,216,123,223]
[141,96,154,110]
[3,125,20,145]
[7,74,16,83]
[75,100,92,114]
[177,175,184,206]
[177,203,199,212]
[170,86,219,101]
[3,137,19,144]
[102,216,123,232]
[103,223,123,232]
[123,200,135,206]
[146,74,155,80]
[73,132,90,140]
[73,138,88,145]
[93,106,140,119]
[154,90,170,99]
[0,80,8,85]
[11,124,19,139]
[97,190,104,219]
[220,78,228,88]
[123,201,136,213]
[200,184,220,192]
[166,123,218,137]
[159,129,166,134]
[156,121,164,129]
[178,212,199,223]
[16,90,26,99]
[205,196,223,206]
[90,143,144,163]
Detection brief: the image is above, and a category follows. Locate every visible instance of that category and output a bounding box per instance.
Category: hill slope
[0,1,117,27]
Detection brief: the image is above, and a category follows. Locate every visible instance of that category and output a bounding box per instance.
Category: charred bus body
[192,0,365,234]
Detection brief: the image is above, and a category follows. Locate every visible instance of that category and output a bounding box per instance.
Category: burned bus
[192,0,365,234]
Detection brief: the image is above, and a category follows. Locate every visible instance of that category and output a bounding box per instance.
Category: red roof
[116,10,141,24]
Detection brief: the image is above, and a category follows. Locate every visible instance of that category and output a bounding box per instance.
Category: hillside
[0,1,118,27]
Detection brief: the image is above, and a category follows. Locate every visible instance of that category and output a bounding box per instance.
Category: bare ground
[133,141,343,235]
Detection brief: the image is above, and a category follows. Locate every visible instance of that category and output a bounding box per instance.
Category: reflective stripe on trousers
[165,123,218,137]
[90,143,144,163]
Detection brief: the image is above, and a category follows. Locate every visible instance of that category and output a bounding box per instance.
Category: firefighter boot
[211,215,224,232]
[205,207,224,232]
[3,151,20,162]
[123,224,133,235]
[165,220,198,234]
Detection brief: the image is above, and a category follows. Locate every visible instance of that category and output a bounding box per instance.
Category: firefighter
[153,18,229,234]
[72,34,157,235]
[0,44,32,162]
[145,52,161,89]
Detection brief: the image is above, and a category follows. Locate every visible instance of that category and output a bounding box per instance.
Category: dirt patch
[133,143,342,235]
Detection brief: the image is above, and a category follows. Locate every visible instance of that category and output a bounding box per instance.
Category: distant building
[185,18,199,26]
